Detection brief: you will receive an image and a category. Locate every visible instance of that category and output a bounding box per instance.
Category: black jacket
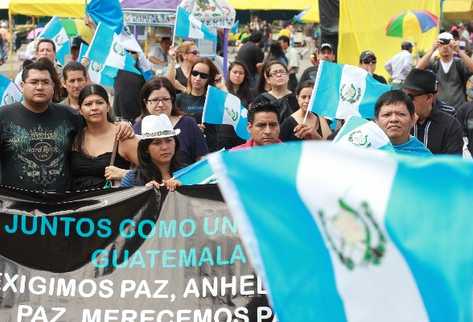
[456,101,473,154]
[411,102,463,155]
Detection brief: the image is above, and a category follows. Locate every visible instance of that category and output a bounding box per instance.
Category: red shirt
[231,139,281,151]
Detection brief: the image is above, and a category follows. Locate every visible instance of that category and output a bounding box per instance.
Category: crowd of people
[0,20,472,194]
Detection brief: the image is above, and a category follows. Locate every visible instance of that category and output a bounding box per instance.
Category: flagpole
[302,105,310,125]
[223,28,229,79]
[171,7,178,47]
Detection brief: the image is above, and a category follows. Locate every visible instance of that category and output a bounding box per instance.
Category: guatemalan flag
[39,17,70,66]
[85,23,140,86]
[202,86,250,140]
[334,116,394,151]
[310,61,391,120]
[174,6,217,42]
[209,141,473,322]
[86,0,124,34]
[173,157,216,185]
[0,75,22,106]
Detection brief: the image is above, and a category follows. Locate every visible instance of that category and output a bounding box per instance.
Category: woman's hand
[145,179,181,191]
[115,122,135,141]
[163,179,181,192]
[197,123,206,133]
[145,180,160,188]
[294,122,322,140]
[104,166,128,180]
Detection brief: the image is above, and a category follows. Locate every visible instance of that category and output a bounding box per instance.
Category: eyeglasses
[191,70,209,79]
[24,79,52,87]
[187,50,199,55]
[269,70,287,77]
[147,97,172,104]
[362,60,376,65]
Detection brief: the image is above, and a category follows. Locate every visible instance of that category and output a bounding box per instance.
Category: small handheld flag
[85,23,141,86]
[0,75,22,106]
[202,86,250,140]
[334,116,394,151]
[174,6,217,43]
[309,61,391,120]
[86,0,124,34]
[173,157,216,185]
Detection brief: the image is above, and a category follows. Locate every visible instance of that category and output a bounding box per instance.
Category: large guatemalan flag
[334,116,394,151]
[174,6,217,42]
[85,23,140,86]
[310,61,391,119]
[209,142,473,322]
[202,86,250,140]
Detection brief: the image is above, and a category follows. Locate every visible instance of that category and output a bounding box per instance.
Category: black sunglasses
[362,59,376,64]
[191,70,209,79]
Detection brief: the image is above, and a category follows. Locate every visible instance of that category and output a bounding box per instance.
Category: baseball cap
[359,50,376,63]
[438,32,454,41]
[320,43,333,51]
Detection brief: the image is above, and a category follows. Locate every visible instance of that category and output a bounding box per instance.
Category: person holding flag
[176,58,224,152]
[280,80,332,142]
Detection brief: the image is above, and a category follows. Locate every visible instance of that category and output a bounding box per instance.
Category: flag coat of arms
[209,141,473,322]
[334,116,394,151]
[203,86,250,140]
[310,61,391,120]
[0,75,22,106]
[39,17,70,66]
[174,6,217,42]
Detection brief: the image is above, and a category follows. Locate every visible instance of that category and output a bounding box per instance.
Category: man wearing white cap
[417,32,473,109]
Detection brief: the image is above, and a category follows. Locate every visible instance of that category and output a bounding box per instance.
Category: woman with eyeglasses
[253,60,298,123]
[176,57,223,152]
[133,77,208,166]
[167,41,200,92]
[71,84,139,190]
[280,80,332,142]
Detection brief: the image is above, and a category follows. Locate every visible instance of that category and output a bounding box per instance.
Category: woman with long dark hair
[133,77,208,165]
[218,61,252,149]
[280,80,332,141]
[176,57,223,151]
[121,114,182,190]
[71,84,138,190]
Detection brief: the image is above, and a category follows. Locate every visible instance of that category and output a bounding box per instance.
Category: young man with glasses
[359,50,387,84]
[0,60,134,192]
[402,68,463,155]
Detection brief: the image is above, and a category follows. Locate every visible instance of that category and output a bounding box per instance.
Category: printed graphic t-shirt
[0,102,82,192]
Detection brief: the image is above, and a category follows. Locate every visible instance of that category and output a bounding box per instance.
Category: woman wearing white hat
[121,114,182,190]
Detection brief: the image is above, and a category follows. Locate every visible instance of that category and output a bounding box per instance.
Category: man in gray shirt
[417,32,473,110]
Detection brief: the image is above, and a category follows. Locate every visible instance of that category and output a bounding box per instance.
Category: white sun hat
[138,114,181,140]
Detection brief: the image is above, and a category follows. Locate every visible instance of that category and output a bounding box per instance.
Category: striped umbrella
[386,10,438,38]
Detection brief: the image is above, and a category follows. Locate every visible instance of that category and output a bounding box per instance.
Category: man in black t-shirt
[236,32,264,88]
[0,60,81,192]
[0,60,133,192]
